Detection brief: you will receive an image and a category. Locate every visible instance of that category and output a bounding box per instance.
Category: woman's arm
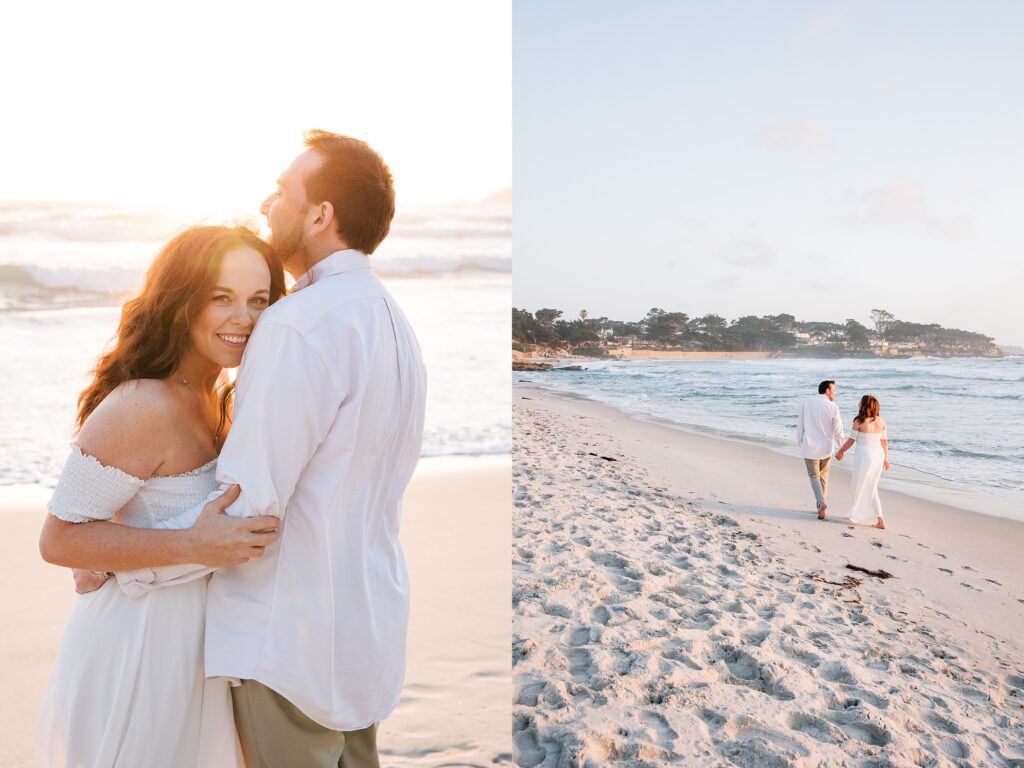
[39,485,277,571]
[40,382,278,572]
[836,418,858,460]
[835,436,855,460]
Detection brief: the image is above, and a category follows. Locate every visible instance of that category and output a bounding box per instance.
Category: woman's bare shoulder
[76,379,177,479]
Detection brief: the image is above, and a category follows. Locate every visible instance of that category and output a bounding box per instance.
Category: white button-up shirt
[796,394,845,460]
[117,250,426,730]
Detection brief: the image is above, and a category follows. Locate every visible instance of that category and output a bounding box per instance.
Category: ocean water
[526,357,1024,519]
[0,201,510,486]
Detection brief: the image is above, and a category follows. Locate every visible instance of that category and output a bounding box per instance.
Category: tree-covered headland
[512,307,1001,358]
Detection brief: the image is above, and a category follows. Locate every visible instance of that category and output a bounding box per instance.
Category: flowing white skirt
[847,434,884,524]
[35,575,243,768]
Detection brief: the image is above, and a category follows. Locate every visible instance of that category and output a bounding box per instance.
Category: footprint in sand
[927,712,963,735]
[563,647,593,681]
[567,625,591,646]
[512,727,545,768]
[938,568,953,575]
[515,681,546,706]
[640,710,679,742]
[826,710,892,747]
[1005,674,1024,691]
[591,605,611,626]
[698,708,728,728]
[741,626,771,647]
[787,711,844,745]
[820,661,858,685]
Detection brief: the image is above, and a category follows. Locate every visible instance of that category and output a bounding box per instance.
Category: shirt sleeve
[214,319,347,520]
[832,405,846,448]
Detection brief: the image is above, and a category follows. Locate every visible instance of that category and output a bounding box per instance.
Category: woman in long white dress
[835,394,890,530]
[35,226,285,767]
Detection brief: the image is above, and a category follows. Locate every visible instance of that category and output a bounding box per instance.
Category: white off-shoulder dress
[847,427,887,524]
[34,445,243,768]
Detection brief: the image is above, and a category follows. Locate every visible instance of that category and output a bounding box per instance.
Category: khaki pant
[804,456,831,509]
[231,680,380,768]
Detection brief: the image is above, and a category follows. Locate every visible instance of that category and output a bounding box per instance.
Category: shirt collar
[293,249,370,291]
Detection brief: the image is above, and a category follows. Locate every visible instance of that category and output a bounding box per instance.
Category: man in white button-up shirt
[796,379,845,520]
[209,132,425,765]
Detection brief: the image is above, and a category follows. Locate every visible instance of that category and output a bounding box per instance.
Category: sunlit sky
[2,0,510,209]
[513,1,1024,347]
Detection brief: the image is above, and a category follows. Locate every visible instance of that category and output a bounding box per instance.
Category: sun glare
[1,0,510,208]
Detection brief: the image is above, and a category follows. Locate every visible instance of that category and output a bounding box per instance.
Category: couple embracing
[797,379,890,530]
[35,132,427,767]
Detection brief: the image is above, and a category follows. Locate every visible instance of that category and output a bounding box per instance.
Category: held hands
[186,485,281,567]
[835,450,845,462]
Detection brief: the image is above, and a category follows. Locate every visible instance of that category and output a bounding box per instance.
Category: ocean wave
[373,254,511,275]
[0,250,510,311]
[0,263,139,295]
[0,201,511,245]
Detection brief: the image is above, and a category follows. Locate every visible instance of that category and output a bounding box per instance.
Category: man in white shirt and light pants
[117,132,427,767]
[796,379,845,520]
[216,132,426,767]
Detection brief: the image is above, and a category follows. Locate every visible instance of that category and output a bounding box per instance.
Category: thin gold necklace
[180,374,220,447]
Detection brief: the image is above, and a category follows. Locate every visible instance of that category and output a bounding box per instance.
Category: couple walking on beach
[797,380,889,529]
[35,132,427,767]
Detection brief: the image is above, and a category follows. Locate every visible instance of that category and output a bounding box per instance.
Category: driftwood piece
[587,452,618,462]
[846,564,894,579]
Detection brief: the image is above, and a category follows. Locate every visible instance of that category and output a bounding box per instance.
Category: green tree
[643,308,689,346]
[843,319,871,348]
[870,309,896,337]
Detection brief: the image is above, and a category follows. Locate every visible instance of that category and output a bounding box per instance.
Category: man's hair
[818,380,835,395]
[302,130,395,255]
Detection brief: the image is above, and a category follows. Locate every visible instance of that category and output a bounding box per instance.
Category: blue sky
[513,1,1024,346]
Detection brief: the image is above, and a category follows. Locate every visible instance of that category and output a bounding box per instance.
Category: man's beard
[269,224,310,277]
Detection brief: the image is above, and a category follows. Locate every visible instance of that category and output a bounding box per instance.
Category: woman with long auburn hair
[835,394,890,529]
[35,225,286,767]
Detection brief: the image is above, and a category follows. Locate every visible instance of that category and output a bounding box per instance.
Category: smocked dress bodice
[48,443,218,529]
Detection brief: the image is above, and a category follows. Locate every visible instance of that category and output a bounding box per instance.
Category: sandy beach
[1,457,511,768]
[513,386,1024,766]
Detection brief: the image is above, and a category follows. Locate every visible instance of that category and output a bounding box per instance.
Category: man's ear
[308,201,335,236]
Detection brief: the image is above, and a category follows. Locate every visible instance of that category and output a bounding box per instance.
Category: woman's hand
[72,568,111,595]
[884,459,890,471]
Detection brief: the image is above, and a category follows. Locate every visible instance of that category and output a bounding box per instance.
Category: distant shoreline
[512,348,1010,364]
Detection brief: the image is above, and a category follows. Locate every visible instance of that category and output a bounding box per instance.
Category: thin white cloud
[799,14,841,43]
[849,180,971,241]
[720,240,776,267]
[929,216,972,241]
[859,181,926,225]
[707,274,740,290]
[760,121,832,154]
